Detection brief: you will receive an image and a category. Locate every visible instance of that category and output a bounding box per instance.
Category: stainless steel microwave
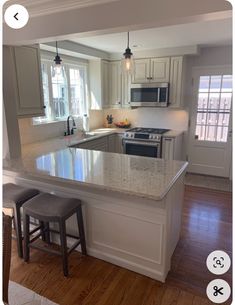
[130,83,169,107]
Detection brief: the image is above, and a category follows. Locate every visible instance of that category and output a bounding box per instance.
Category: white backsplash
[103,108,189,131]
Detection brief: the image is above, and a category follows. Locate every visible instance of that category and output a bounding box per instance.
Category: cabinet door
[101,60,110,108]
[169,56,183,108]
[115,134,124,153]
[13,45,45,117]
[109,61,122,108]
[150,57,170,82]
[122,73,131,108]
[77,137,108,152]
[108,134,116,152]
[132,59,150,83]
[162,138,175,160]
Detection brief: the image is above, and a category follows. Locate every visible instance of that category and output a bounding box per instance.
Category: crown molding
[4,0,120,18]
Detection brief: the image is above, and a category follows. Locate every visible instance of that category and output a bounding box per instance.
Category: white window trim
[33,53,90,125]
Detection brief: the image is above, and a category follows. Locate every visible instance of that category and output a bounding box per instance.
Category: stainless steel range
[123,127,170,158]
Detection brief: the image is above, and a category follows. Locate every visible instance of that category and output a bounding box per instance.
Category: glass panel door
[195,75,232,142]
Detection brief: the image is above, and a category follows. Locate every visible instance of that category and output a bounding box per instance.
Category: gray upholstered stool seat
[3,183,40,258]
[23,193,81,221]
[23,193,87,277]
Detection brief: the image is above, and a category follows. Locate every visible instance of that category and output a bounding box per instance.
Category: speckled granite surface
[4,147,188,200]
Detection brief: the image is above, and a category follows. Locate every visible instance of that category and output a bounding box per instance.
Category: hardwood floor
[10,186,232,305]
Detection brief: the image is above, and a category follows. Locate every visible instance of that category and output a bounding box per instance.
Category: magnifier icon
[216,259,222,266]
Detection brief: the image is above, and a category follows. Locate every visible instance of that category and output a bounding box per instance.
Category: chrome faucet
[66,115,76,135]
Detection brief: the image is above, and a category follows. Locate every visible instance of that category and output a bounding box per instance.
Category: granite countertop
[4,147,188,201]
[21,128,184,158]
[21,128,126,158]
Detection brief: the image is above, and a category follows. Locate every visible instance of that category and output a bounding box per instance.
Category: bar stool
[3,183,40,258]
[23,193,87,276]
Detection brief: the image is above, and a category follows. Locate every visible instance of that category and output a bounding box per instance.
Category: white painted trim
[5,0,120,18]
[87,247,166,282]
[110,45,200,60]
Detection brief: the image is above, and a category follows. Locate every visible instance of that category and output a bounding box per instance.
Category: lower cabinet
[162,134,183,160]
[75,136,108,152]
[115,134,124,153]
[72,133,124,154]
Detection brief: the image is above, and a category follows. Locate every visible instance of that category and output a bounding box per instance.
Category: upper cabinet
[101,60,110,108]
[132,57,170,83]
[169,56,184,109]
[7,45,45,117]
[109,61,122,108]
[90,55,184,110]
[121,73,131,108]
[132,59,150,83]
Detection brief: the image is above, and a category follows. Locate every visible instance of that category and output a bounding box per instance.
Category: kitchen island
[3,147,187,282]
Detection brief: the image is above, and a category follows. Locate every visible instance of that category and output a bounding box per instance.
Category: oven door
[124,140,161,158]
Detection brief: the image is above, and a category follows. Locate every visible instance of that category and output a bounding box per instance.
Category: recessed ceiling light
[132,44,142,48]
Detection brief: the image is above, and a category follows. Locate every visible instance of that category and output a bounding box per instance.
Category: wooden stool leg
[44,222,51,244]
[23,214,30,262]
[40,221,46,242]
[13,205,23,258]
[76,206,87,255]
[59,220,68,277]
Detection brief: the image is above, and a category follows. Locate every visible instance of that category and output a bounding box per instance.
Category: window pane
[195,75,232,143]
[222,75,232,92]
[51,68,69,119]
[69,67,85,116]
[198,93,208,109]
[210,75,222,92]
[199,76,210,92]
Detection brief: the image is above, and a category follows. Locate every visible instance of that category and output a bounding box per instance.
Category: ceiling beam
[3,0,232,45]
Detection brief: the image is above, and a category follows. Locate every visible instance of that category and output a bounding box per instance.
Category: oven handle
[123,140,160,147]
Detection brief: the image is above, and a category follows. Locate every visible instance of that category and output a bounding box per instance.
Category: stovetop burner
[127,127,170,135]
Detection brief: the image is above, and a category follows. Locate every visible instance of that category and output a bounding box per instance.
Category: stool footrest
[30,243,62,256]
[29,225,41,236]
[49,228,80,240]
[68,239,81,255]
[30,232,42,244]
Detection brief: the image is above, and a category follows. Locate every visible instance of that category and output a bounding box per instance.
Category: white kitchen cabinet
[75,136,108,152]
[132,59,150,83]
[109,61,122,108]
[121,73,131,108]
[101,60,110,108]
[132,57,170,83]
[108,134,116,153]
[162,133,183,160]
[6,45,45,117]
[115,134,124,153]
[151,57,170,82]
[169,56,184,108]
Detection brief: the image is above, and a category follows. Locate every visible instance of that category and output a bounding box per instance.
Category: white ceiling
[71,18,232,54]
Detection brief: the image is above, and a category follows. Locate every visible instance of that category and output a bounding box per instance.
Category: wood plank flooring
[10,186,232,305]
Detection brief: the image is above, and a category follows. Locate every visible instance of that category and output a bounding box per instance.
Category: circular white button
[206,250,231,275]
[206,279,231,303]
[4,4,29,29]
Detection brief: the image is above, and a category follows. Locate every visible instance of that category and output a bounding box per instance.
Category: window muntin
[33,58,88,124]
[195,74,232,142]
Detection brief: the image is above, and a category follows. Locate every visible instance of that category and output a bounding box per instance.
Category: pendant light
[52,41,64,77]
[121,32,135,75]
